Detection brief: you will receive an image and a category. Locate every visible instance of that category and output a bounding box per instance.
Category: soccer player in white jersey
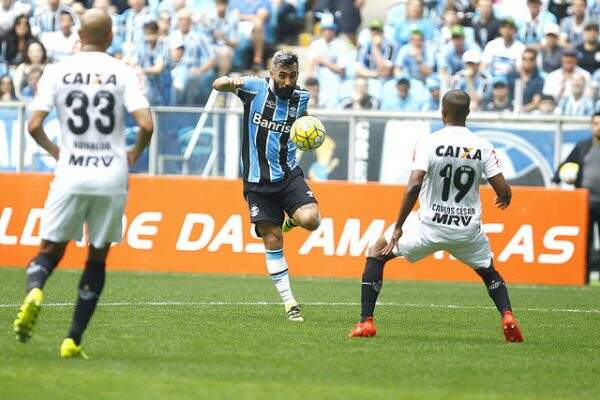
[13,9,154,358]
[348,90,523,342]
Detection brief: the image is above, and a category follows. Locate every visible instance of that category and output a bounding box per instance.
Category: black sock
[67,261,106,345]
[360,257,386,322]
[476,267,512,315]
[25,253,59,292]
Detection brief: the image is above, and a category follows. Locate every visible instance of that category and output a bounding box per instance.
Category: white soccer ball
[559,162,579,184]
[290,116,326,151]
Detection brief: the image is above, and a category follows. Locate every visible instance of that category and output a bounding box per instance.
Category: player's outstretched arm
[128,108,154,167]
[28,110,59,160]
[212,76,244,93]
[488,173,512,210]
[382,170,426,255]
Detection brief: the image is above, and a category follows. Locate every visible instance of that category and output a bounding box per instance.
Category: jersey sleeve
[123,67,150,112]
[410,137,430,172]
[235,76,264,103]
[483,143,502,178]
[30,65,56,112]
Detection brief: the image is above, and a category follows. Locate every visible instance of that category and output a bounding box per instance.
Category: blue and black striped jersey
[236,76,310,183]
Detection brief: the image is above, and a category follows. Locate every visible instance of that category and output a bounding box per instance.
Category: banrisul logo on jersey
[251,112,291,134]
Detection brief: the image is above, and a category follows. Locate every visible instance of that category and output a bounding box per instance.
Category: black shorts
[243,168,317,236]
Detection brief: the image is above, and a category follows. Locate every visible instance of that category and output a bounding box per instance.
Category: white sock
[265,249,295,305]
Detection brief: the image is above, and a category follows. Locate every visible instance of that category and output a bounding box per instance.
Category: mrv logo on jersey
[69,154,114,167]
[252,112,291,134]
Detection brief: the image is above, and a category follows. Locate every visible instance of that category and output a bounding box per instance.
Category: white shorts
[388,217,492,269]
[40,189,126,248]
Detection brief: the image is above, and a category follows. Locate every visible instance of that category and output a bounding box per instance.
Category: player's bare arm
[488,173,512,210]
[128,108,154,167]
[381,170,426,256]
[28,110,59,160]
[212,75,244,93]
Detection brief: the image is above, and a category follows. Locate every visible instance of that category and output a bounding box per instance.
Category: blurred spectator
[19,64,42,101]
[355,19,394,80]
[438,25,480,82]
[169,36,187,102]
[548,0,571,21]
[390,0,435,45]
[230,0,270,69]
[512,48,544,113]
[394,29,435,82]
[205,0,239,76]
[470,0,500,49]
[317,0,364,45]
[519,0,557,48]
[540,23,564,74]
[306,19,347,80]
[481,17,525,78]
[170,9,216,105]
[575,23,600,75]
[436,5,475,47]
[2,14,33,65]
[304,77,326,109]
[272,0,303,44]
[129,21,171,105]
[559,0,588,47]
[555,73,595,115]
[338,77,379,110]
[93,0,123,58]
[543,49,591,102]
[0,0,31,36]
[0,74,17,101]
[483,76,513,112]
[553,112,600,280]
[30,0,78,36]
[453,49,491,110]
[532,94,557,114]
[13,40,46,98]
[420,76,440,111]
[119,0,155,59]
[590,0,600,20]
[157,10,171,39]
[41,11,78,63]
[380,76,422,111]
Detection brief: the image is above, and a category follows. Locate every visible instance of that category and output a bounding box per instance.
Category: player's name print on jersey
[62,73,117,86]
[435,145,482,160]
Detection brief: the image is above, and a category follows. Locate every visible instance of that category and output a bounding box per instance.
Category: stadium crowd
[1,0,600,114]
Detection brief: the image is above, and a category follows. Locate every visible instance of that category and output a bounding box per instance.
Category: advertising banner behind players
[0,173,589,285]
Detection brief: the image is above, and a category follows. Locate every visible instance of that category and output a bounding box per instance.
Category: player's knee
[263,232,283,250]
[367,236,388,258]
[302,214,321,231]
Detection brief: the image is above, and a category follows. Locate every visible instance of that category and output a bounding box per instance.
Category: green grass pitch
[1,266,599,399]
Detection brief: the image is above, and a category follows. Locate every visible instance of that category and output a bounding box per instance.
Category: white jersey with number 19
[30,51,150,195]
[412,126,502,242]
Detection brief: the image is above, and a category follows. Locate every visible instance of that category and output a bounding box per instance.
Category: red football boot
[348,317,377,338]
[502,311,524,342]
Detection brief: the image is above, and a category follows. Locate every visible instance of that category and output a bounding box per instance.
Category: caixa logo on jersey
[252,112,291,134]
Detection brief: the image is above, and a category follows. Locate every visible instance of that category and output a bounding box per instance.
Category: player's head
[441,89,470,126]
[78,8,113,51]
[270,50,298,99]
[592,111,600,141]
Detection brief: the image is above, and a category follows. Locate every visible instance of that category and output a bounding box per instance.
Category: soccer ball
[290,116,326,151]
[559,162,579,184]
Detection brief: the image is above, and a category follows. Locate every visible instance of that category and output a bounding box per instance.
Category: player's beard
[274,83,294,99]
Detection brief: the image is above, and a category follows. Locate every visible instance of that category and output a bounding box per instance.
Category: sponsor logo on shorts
[250,204,260,217]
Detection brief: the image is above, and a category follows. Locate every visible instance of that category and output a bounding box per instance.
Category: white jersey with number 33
[412,126,502,242]
[31,52,149,195]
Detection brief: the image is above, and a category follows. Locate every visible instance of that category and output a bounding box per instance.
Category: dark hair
[584,23,599,32]
[593,111,600,119]
[272,50,298,68]
[143,21,159,33]
[60,10,73,19]
[523,47,538,58]
[4,15,33,65]
[442,89,470,121]
[24,40,47,65]
[540,94,556,103]
[304,77,319,87]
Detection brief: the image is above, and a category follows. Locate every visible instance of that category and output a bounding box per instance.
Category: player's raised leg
[60,244,109,359]
[474,262,523,342]
[257,221,303,321]
[14,240,67,342]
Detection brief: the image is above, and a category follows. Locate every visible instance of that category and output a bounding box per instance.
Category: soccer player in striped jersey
[213,51,320,321]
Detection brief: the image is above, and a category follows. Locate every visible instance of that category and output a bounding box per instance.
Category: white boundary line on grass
[0,301,599,314]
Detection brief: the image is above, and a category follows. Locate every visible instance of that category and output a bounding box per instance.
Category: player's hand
[381,227,402,256]
[127,149,139,167]
[50,145,59,160]
[494,195,510,210]
[228,76,244,90]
